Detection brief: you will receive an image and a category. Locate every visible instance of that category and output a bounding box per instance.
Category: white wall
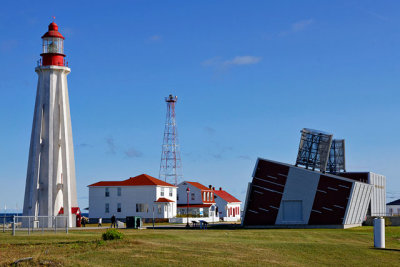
[177,182,203,205]
[344,182,372,225]
[214,196,241,219]
[369,172,386,216]
[89,185,176,219]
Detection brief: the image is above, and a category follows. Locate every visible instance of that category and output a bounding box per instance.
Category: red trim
[186,181,210,191]
[155,197,175,203]
[89,174,176,187]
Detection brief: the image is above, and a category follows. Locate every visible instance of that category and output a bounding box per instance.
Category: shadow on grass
[149,224,243,230]
[370,247,400,252]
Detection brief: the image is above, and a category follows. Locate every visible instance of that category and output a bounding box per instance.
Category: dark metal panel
[243,159,289,226]
[308,175,352,225]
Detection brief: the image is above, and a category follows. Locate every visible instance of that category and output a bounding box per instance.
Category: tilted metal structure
[159,94,183,186]
[327,139,346,173]
[295,128,333,172]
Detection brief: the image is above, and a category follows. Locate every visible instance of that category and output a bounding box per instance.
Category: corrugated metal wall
[343,182,372,225]
[369,173,386,216]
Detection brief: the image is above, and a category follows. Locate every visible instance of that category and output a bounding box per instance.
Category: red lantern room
[40,22,65,66]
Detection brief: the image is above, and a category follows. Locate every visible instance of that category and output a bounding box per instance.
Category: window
[105,203,109,213]
[117,187,121,196]
[117,203,121,213]
[169,188,173,197]
[136,203,149,213]
[207,192,210,201]
[158,205,162,214]
[105,187,110,197]
[203,192,206,201]
[161,187,165,197]
[191,193,195,201]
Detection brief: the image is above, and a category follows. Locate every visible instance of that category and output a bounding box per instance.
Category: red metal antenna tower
[159,94,183,185]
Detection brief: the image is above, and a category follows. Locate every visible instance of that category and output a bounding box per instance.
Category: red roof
[186,181,211,190]
[88,174,176,187]
[42,22,65,40]
[155,197,175,203]
[177,204,213,208]
[214,190,241,203]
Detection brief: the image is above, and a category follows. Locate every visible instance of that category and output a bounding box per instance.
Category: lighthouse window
[43,37,64,54]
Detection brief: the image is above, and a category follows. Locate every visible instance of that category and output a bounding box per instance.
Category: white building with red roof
[214,187,242,222]
[175,181,218,221]
[88,174,177,220]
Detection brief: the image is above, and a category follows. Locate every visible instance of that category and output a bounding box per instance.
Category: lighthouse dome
[42,22,65,40]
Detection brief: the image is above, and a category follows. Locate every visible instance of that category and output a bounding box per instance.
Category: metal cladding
[242,158,373,227]
[327,139,346,173]
[159,94,183,186]
[242,128,387,228]
[295,128,333,173]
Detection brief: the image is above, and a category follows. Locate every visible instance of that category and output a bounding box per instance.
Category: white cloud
[224,56,261,66]
[292,19,314,32]
[202,56,262,68]
[279,19,314,37]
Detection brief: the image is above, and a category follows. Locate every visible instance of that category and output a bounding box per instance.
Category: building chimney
[219,187,222,191]
[212,187,215,190]
[208,185,212,189]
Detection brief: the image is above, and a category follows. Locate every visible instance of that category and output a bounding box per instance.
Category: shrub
[102,229,124,241]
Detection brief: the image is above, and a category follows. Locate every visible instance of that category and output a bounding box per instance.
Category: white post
[12,216,15,236]
[152,205,155,229]
[374,217,385,248]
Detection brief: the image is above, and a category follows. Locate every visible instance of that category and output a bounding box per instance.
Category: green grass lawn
[1,226,400,266]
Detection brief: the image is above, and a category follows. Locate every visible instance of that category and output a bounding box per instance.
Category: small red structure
[58,207,82,227]
[41,22,66,66]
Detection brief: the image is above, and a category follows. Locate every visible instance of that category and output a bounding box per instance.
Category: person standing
[111,215,116,228]
[98,217,102,227]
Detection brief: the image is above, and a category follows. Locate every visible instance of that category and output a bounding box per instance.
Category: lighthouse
[23,22,79,227]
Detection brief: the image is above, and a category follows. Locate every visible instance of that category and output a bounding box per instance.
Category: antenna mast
[159,94,183,185]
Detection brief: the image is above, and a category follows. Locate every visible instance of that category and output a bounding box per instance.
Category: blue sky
[0,1,399,212]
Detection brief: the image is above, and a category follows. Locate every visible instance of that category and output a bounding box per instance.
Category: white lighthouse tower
[23,22,79,227]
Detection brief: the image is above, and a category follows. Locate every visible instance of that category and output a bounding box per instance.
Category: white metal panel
[344,182,372,224]
[369,172,386,216]
[275,167,320,224]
